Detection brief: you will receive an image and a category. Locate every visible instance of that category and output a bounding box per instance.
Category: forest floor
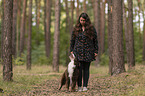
[0,64,145,96]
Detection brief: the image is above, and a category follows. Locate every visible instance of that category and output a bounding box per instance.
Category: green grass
[0,64,145,95]
[0,65,62,95]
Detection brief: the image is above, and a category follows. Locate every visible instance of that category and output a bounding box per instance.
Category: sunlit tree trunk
[111,0,125,75]
[12,0,18,58]
[53,0,60,72]
[20,0,27,57]
[3,0,13,81]
[108,0,113,74]
[27,0,32,70]
[128,0,135,70]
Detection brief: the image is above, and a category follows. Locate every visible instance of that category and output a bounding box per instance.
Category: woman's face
[80,17,86,26]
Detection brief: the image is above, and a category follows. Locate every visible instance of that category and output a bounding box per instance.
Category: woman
[70,13,98,92]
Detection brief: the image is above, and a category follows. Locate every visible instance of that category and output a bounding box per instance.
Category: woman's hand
[94,53,98,57]
[71,52,73,54]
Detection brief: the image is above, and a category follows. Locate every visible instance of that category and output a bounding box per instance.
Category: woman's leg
[83,62,90,87]
[77,61,83,87]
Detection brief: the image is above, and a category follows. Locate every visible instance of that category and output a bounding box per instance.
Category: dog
[59,53,79,92]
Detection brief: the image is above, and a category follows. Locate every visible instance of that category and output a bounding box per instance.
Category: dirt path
[21,73,132,96]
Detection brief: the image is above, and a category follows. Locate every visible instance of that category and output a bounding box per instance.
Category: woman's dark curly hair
[73,13,95,39]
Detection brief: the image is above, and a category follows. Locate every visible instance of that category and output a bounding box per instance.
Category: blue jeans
[78,61,90,87]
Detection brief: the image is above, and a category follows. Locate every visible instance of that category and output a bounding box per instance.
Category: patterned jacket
[70,28,98,62]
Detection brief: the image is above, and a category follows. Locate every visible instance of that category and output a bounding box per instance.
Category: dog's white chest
[68,61,76,77]
[68,61,76,84]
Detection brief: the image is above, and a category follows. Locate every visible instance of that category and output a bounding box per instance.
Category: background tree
[76,0,79,19]
[12,0,17,58]
[3,0,13,81]
[123,2,130,65]
[143,19,145,62]
[111,0,125,75]
[35,0,41,45]
[45,0,51,58]
[27,0,32,70]
[53,0,60,72]
[93,0,101,66]
[128,0,135,70]
[83,0,87,13]
[100,0,105,54]
[20,0,27,57]
[108,0,113,74]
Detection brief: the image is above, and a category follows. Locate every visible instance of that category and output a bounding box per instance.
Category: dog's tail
[59,72,66,90]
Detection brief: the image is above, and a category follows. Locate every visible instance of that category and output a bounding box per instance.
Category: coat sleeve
[93,28,98,54]
[70,31,75,52]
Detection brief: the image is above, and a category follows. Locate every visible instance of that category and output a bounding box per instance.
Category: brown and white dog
[59,53,79,92]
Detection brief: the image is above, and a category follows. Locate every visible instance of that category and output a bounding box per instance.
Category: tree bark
[100,0,105,54]
[83,0,87,13]
[3,0,13,81]
[27,0,32,70]
[45,0,52,58]
[108,0,113,74]
[65,0,71,66]
[20,0,27,57]
[143,20,145,62]
[70,0,74,33]
[12,0,18,58]
[123,2,130,65]
[16,0,21,57]
[1,0,5,64]
[111,0,125,75]
[53,0,60,72]
[76,0,79,19]
[35,0,41,45]
[128,0,135,70]
[94,0,101,66]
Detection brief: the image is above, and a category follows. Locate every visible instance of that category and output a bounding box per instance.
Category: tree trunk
[1,0,5,64]
[3,0,13,81]
[111,0,125,75]
[94,0,101,66]
[128,0,135,70]
[137,0,142,48]
[65,0,71,66]
[16,0,21,57]
[70,0,74,32]
[76,0,79,19]
[53,0,60,72]
[12,0,18,58]
[123,2,130,65]
[27,0,32,70]
[100,0,105,54]
[35,0,41,45]
[83,0,87,13]
[20,0,27,57]
[45,0,52,58]
[108,0,113,74]
[143,20,145,62]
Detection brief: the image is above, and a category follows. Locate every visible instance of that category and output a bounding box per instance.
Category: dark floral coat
[70,28,98,62]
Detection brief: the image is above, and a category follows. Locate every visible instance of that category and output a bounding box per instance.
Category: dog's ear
[69,53,75,60]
